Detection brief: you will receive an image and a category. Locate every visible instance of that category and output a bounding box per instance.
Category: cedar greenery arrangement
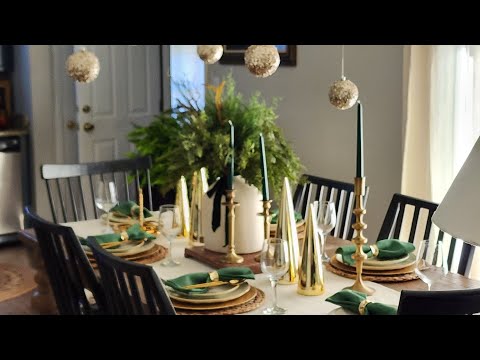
[127,75,303,198]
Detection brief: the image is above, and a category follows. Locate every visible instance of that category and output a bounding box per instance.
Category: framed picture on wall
[219,45,297,66]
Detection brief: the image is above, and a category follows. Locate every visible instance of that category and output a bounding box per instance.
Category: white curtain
[403,45,480,278]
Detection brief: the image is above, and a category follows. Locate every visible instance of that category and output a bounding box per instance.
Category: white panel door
[74,45,160,163]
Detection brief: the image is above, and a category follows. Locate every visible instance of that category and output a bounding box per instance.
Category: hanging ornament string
[66,47,100,83]
[328,45,359,110]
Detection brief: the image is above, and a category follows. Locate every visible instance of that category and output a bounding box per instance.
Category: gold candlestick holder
[255,200,272,262]
[221,189,244,264]
[346,177,374,295]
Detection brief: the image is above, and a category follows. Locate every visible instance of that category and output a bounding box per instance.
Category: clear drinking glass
[158,204,182,267]
[260,238,290,315]
[317,201,336,263]
[415,239,449,291]
[95,181,118,233]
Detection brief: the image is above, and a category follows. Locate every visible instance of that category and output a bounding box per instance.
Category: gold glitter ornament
[197,45,223,64]
[244,45,280,78]
[328,77,359,110]
[65,48,100,83]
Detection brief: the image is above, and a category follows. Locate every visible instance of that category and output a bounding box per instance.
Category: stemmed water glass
[260,238,290,315]
[415,239,449,291]
[95,181,118,233]
[317,201,336,263]
[158,204,182,267]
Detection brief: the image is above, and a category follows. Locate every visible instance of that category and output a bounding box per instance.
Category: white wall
[207,45,404,240]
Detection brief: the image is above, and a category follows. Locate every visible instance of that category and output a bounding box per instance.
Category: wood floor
[0,243,40,315]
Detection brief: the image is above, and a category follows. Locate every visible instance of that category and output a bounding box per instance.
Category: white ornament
[197,45,223,64]
[328,77,359,110]
[244,45,280,78]
[65,48,100,83]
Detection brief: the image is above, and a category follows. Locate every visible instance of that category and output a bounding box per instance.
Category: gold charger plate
[171,286,258,310]
[83,240,156,257]
[168,282,250,304]
[335,253,416,271]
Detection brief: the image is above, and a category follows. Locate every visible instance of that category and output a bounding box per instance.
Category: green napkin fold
[79,223,156,246]
[326,289,398,315]
[270,208,303,224]
[110,200,152,219]
[164,267,255,295]
[336,239,415,266]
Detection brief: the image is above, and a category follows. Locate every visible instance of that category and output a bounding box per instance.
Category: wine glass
[415,239,449,291]
[158,204,182,267]
[317,201,336,263]
[95,181,118,233]
[260,238,290,315]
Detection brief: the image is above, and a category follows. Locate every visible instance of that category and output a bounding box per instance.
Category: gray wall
[208,45,404,240]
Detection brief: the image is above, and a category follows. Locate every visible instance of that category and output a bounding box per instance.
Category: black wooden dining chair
[41,157,153,223]
[292,174,370,240]
[397,288,480,315]
[87,237,176,315]
[25,206,106,315]
[377,193,475,276]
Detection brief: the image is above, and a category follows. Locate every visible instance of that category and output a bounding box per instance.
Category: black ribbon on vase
[206,175,229,247]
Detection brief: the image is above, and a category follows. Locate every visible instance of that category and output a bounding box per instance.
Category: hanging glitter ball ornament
[197,45,224,64]
[328,77,359,110]
[65,48,100,83]
[244,45,280,78]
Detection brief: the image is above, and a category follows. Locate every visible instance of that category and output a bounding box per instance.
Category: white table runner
[67,219,401,315]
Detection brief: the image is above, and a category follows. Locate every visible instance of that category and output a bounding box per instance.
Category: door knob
[66,120,79,130]
[83,122,95,132]
[82,105,91,113]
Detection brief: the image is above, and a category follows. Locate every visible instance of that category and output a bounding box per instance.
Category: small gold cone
[276,177,300,284]
[175,176,190,239]
[297,203,325,296]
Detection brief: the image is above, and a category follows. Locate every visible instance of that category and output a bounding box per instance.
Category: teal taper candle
[227,120,234,190]
[356,101,364,178]
[259,133,270,201]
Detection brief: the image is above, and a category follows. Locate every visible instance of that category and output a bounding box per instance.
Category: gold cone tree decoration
[189,168,208,246]
[276,177,300,284]
[175,176,191,239]
[297,203,325,296]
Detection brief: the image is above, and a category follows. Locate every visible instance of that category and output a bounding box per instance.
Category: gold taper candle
[139,188,144,227]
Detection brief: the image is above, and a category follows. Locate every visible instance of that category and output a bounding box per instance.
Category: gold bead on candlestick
[345,177,374,295]
[221,190,244,264]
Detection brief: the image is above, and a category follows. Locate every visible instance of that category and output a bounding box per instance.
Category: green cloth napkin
[79,223,156,246]
[110,200,152,219]
[270,208,303,224]
[326,289,398,315]
[336,239,415,266]
[164,267,255,295]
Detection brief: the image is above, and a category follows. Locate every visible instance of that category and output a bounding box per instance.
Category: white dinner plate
[82,238,155,255]
[364,255,409,266]
[335,253,416,270]
[169,283,241,299]
[328,304,398,315]
[167,282,251,304]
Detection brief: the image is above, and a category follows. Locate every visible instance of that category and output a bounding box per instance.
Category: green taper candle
[356,101,364,178]
[259,133,270,201]
[227,120,234,190]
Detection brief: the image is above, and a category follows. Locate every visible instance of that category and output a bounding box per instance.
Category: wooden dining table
[18,224,480,315]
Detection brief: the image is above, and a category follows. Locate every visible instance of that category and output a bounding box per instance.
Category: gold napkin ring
[120,231,129,241]
[358,299,371,315]
[209,271,219,282]
[369,244,379,257]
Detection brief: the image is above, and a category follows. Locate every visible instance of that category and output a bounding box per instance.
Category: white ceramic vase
[202,176,264,254]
